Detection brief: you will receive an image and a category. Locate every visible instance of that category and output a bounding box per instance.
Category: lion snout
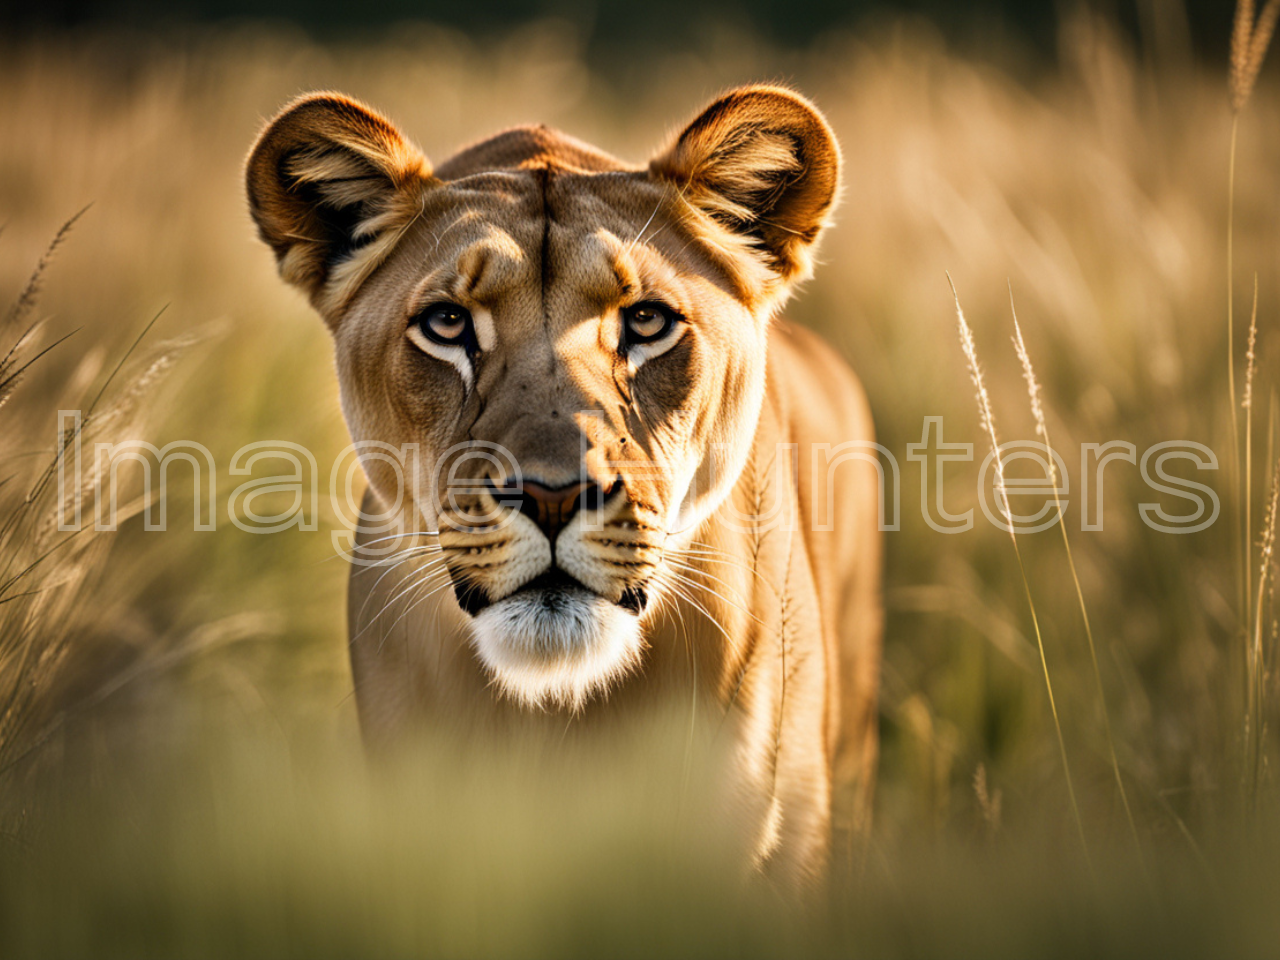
[484,475,615,542]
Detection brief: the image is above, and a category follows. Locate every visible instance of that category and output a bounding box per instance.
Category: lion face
[247,87,840,708]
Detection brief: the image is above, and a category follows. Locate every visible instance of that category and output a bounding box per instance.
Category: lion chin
[469,579,644,711]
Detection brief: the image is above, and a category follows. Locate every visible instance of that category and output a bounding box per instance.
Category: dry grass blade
[1249,461,1280,799]
[1223,0,1273,634]
[1246,275,1259,647]
[1228,0,1272,797]
[0,329,79,415]
[948,274,1089,863]
[0,318,44,380]
[2,205,90,333]
[973,763,1002,839]
[0,219,188,782]
[1010,286,1143,866]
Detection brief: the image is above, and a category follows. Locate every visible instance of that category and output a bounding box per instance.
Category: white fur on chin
[469,587,644,711]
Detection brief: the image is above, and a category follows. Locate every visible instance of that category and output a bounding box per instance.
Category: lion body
[249,90,882,885]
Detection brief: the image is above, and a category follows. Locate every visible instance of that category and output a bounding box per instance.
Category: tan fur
[246,86,881,886]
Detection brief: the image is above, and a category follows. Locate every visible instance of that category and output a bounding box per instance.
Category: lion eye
[622,302,679,346]
[413,303,475,348]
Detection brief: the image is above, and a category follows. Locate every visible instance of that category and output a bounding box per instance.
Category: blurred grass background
[3,1,1280,955]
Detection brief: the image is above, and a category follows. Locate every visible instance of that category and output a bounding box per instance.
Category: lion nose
[499,479,607,541]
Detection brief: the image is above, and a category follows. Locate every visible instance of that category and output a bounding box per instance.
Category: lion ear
[650,85,840,283]
[246,92,432,310]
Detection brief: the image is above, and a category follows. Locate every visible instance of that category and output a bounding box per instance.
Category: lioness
[246,85,881,885]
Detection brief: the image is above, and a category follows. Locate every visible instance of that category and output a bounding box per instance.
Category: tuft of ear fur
[650,85,841,284]
[246,92,432,314]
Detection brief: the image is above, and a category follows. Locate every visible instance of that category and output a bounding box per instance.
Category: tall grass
[1245,274,1258,632]
[1248,460,1279,797]
[1010,290,1141,861]
[1229,0,1279,810]
[1,5,1280,954]
[0,219,198,815]
[949,275,1087,857]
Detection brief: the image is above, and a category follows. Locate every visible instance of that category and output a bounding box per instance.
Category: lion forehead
[434,125,636,180]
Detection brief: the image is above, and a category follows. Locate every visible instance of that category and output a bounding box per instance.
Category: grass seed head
[1232,0,1280,112]
[1008,287,1058,486]
[1245,273,1260,410]
[948,274,1008,512]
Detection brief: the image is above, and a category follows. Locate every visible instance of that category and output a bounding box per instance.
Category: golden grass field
[3,6,1280,956]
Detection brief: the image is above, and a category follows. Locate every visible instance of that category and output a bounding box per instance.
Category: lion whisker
[654,571,738,649]
[353,545,443,625]
[351,559,451,644]
[356,543,442,573]
[375,572,458,656]
[663,560,765,627]
[675,542,776,596]
[353,530,440,549]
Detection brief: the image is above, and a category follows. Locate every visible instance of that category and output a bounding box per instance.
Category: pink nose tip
[518,480,590,540]
[497,479,611,541]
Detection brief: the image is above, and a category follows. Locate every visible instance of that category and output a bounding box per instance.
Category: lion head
[246,85,840,709]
